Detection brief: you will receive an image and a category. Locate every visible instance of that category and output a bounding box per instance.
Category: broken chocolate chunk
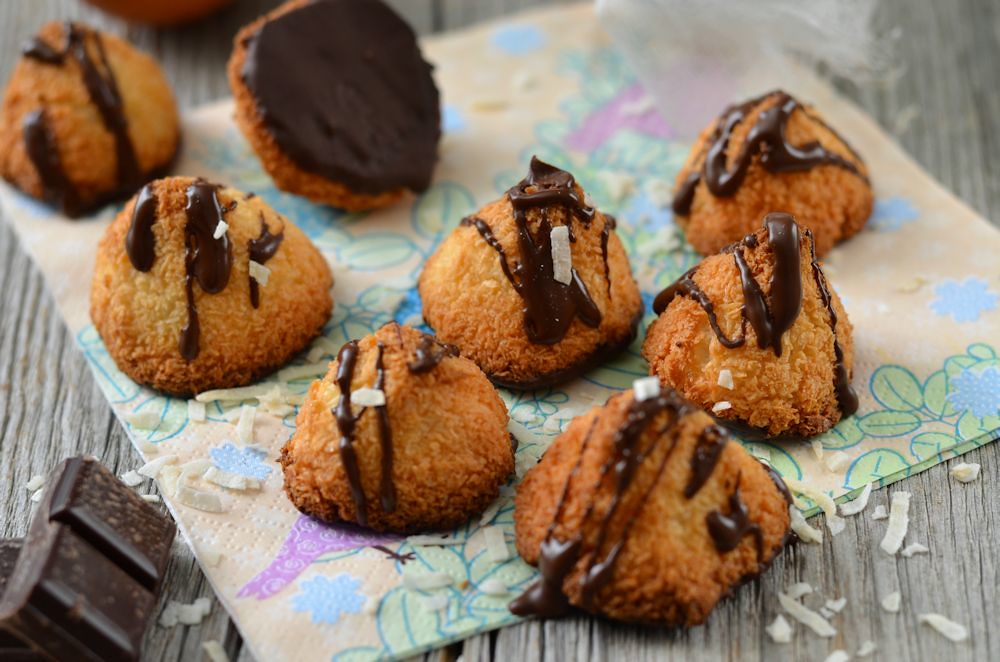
[0,457,176,661]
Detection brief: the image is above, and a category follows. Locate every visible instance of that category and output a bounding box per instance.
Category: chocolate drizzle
[653,213,856,417]
[672,90,867,216]
[407,333,458,373]
[510,391,694,617]
[21,23,141,215]
[179,181,234,360]
[240,0,440,195]
[22,109,79,215]
[464,157,608,345]
[331,340,396,527]
[684,424,727,498]
[247,214,284,308]
[125,183,158,271]
[706,476,764,558]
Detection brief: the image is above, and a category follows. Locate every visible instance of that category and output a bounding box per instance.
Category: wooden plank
[0,0,997,661]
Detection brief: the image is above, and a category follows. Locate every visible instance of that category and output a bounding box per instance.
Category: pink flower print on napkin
[238,515,400,600]
[565,83,672,152]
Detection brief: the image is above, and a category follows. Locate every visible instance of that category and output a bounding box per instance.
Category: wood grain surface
[0,1,997,660]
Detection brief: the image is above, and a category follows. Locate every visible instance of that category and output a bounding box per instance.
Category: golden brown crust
[226,0,406,212]
[89,176,333,396]
[675,92,873,257]
[280,323,514,532]
[0,22,179,213]
[642,225,854,437]
[418,192,643,388]
[514,390,790,626]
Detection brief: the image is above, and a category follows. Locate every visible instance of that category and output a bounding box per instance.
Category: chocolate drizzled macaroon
[511,382,791,625]
[673,90,872,256]
[281,323,513,533]
[0,22,179,217]
[90,176,333,395]
[419,157,643,389]
[643,213,857,438]
[227,0,441,211]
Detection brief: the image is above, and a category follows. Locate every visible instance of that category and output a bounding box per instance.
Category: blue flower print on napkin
[291,574,366,625]
[929,278,998,322]
[869,196,919,232]
[491,25,546,55]
[210,442,272,481]
[948,366,1000,418]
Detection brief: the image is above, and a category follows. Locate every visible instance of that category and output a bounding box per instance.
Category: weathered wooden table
[1,1,997,660]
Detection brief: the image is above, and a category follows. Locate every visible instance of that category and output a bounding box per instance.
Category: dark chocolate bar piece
[0,539,42,661]
[0,457,176,661]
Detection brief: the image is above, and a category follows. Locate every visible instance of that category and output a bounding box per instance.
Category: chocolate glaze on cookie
[240,0,440,195]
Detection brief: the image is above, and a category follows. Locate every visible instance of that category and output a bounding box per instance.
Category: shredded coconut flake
[403,571,454,590]
[196,384,278,403]
[248,260,270,286]
[871,504,889,520]
[717,369,734,390]
[880,591,901,613]
[839,482,873,516]
[120,470,144,487]
[632,376,660,402]
[819,607,834,619]
[765,614,793,643]
[420,594,450,612]
[550,225,572,285]
[277,363,329,382]
[790,506,823,544]
[202,640,229,662]
[810,440,825,462]
[179,458,213,484]
[620,95,655,116]
[950,462,981,483]
[187,399,206,422]
[479,499,503,526]
[825,597,847,613]
[857,640,877,657]
[879,491,911,555]
[598,171,636,203]
[823,651,849,662]
[824,451,851,473]
[212,220,229,240]
[786,582,813,599]
[351,387,386,408]
[901,542,929,558]
[138,454,179,479]
[159,598,212,628]
[646,179,673,208]
[25,475,45,492]
[918,613,969,642]
[199,544,223,567]
[406,535,466,547]
[483,525,510,563]
[141,494,161,504]
[478,579,509,596]
[777,591,837,637]
[784,478,844,535]
[176,485,226,513]
[711,401,732,413]
[204,466,260,491]
[30,489,44,503]
[235,405,256,444]
[125,411,160,430]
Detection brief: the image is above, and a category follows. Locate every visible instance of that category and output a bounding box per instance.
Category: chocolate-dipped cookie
[227,0,441,211]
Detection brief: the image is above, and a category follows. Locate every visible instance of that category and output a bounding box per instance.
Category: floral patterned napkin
[1,4,998,660]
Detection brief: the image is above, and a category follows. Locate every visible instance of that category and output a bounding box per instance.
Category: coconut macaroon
[280,322,514,532]
[510,383,791,625]
[643,212,857,438]
[419,157,643,389]
[227,0,440,211]
[0,21,179,217]
[672,90,872,257]
[90,176,332,395]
